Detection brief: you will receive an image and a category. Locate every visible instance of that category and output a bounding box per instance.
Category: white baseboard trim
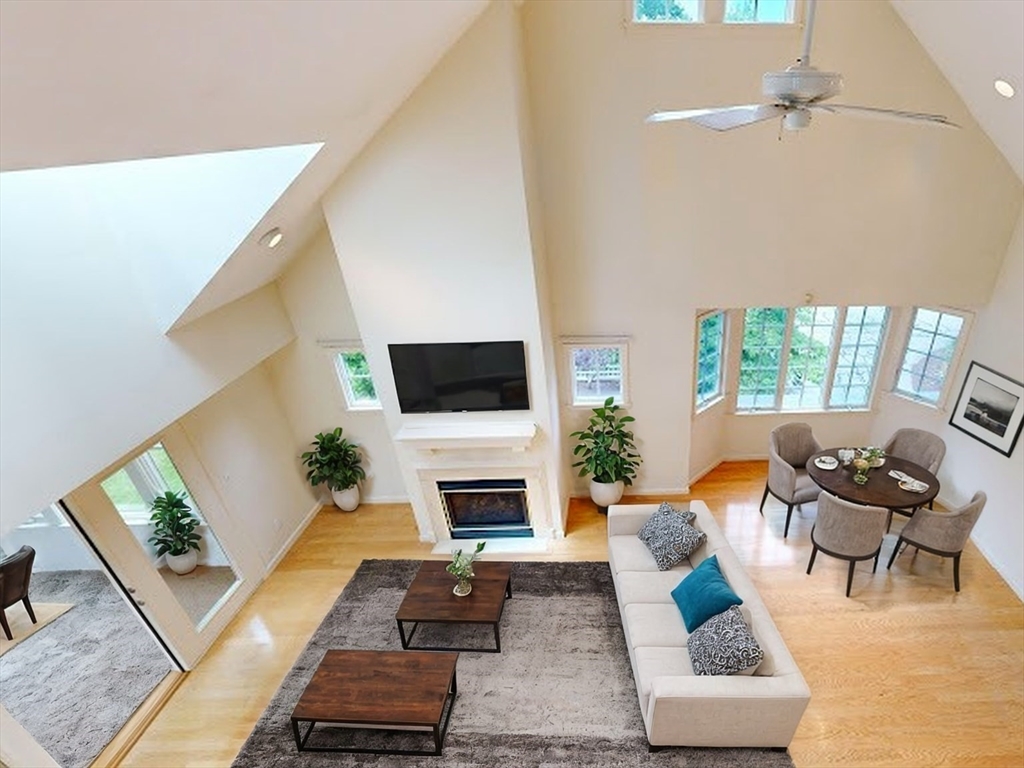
[264,501,322,576]
[688,456,725,486]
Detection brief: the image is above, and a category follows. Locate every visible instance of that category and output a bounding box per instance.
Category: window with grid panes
[894,308,965,405]
[695,311,726,409]
[724,0,793,23]
[829,306,888,408]
[334,350,381,410]
[738,307,788,410]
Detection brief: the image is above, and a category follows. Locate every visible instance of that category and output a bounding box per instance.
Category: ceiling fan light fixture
[259,227,284,249]
[994,79,1015,99]
[783,109,811,131]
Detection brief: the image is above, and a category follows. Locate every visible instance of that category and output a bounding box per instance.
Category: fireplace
[438,479,533,539]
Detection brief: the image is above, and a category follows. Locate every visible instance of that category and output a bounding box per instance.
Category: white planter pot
[165,549,197,575]
[589,479,625,508]
[332,485,360,512]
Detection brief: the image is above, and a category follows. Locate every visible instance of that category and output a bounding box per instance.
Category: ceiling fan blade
[646,104,787,131]
[810,103,959,129]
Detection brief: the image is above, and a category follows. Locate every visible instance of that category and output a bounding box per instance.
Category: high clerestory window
[737,305,889,412]
[633,0,795,24]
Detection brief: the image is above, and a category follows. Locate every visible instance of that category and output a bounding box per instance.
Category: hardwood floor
[116,461,1024,768]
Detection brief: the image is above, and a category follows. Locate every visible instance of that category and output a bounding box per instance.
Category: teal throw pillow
[670,555,743,633]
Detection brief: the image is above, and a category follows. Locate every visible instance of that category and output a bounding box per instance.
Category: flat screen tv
[388,341,530,414]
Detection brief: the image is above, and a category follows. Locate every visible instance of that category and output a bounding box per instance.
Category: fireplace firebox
[438,479,533,539]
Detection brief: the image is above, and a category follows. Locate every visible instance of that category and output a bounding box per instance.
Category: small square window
[724,0,793,24]
[568,344,627,406]
[634,0,702,24]
[334,350,381,410]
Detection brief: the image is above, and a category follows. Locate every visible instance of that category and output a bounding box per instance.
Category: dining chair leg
[22,597,36,625]
[759,483,770,515]
[806,544,818,574]
[953,552,962,592]
[0,610,11,642]
[845,561,856,597]
[872,549,880,573]
[886,536,905,569]
[885,509,894,534]
[783,504,795,538]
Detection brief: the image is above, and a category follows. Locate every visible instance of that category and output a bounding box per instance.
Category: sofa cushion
[671,554,743,633]
[623,603,690,649]
[615,570,691,605]
[687,605,764,676]
[609,536,664,574]
[637,509,707,570]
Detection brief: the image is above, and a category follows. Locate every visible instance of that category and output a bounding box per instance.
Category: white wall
[0,169,297,532]
[267,229,406,502]
[872,210,1024,597]
[178,363,317,570]
[321,1,565,535]
[522,0,1021,496]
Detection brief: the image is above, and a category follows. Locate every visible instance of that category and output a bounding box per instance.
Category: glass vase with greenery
[569,397,642,485]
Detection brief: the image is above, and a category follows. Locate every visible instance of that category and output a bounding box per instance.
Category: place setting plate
[814,456,839,470]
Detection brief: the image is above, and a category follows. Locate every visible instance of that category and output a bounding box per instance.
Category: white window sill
[733,407,873,417]
[346,403,383,412]
[889,390,944,411]
[570,399,630,410]
[695,394,725,415]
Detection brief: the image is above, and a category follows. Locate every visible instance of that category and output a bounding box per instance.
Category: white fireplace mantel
[394,421,537,451]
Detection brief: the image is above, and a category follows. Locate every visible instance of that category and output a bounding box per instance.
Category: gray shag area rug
[0,570,173,768]
[233,560,795,767]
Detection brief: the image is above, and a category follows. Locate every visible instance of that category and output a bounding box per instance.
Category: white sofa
[607,501,811,749]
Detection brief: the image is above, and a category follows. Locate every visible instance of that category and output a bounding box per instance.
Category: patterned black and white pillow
[637,509,707,570]
[657,501,696,525]
[687,605,764,676]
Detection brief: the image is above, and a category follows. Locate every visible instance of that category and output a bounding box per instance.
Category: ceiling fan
[646,0,958,133]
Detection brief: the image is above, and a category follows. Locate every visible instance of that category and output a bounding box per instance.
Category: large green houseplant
[300,427,366,511]
[570,396,642,508]
[148,490,202,575]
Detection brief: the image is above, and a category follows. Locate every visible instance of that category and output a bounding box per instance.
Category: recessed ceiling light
[994,79,1015,99]
[258,227,283,248]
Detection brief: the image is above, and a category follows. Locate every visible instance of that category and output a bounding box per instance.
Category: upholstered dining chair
[760,422,822,538]
[0,545,37,641]
[806,492,888,597]
[882,428,947,532]
[886,491,986,592]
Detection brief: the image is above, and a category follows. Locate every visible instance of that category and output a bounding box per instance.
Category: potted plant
[300,427,366,511]
[570,396,642,508]
[445,541,486,596]
[148,490,202,575]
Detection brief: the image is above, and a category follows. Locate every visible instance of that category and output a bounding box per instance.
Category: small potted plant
[570,396,642,508]
[446,541,486,596]
[148,490,202,575]
[300,427,367,511]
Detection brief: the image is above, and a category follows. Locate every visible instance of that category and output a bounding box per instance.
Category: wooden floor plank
[117,461,1024,768]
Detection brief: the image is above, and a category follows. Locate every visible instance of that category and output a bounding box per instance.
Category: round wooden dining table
[806,449,940,510]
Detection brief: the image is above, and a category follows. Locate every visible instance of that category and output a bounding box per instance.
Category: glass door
[64,425,262,667]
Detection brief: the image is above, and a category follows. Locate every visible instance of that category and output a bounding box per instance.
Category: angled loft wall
[0,169,297,531]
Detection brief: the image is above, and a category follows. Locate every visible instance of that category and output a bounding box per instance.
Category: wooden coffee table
[396,560,513,653]
[290,649,458,755]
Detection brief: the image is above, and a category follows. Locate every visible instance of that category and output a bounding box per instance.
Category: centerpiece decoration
[446,541,486,597]
[851,447,885,485]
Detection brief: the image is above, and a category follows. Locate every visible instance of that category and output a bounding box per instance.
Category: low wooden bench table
[290,649,458,755]
[396,560,513,653]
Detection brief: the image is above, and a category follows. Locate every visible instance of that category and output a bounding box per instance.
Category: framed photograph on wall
[948,361,1024,457]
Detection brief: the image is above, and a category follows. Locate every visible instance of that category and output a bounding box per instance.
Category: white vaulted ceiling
[0,0,1019,326]
[891,0,1024,181]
